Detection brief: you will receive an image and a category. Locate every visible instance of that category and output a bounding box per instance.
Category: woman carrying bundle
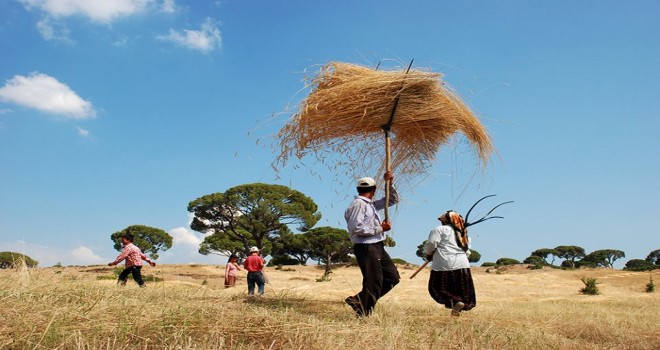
[423,210,476,317]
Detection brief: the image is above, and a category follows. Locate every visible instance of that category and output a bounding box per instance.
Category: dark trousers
[352,242,400,315]
[247,271,265,295]
[118,266,144,286]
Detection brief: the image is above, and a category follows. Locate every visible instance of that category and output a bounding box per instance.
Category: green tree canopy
[468,249,481,263]
[530,248,559,266]
[306,226,353,276]
[646,249,660,265]
[111,225,173,260]
[554,245,586,269]
[496,257,521,266]
[188,183,321,257]
[416,240,427,261]
[524,255,544,264]
[271,226,311,265]
[198,229,271,258]
[600,249,625,268]
[578,253,600,268]
[623,259,657,272]
[0,252,38,269]
[523,255,546,268]
[582,249,625,268]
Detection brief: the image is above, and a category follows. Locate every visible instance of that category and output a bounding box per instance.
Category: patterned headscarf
[438,210,469,252]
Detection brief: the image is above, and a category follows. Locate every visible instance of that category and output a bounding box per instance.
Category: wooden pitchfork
[382,59,414,222]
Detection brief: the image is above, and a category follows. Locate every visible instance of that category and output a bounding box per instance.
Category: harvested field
[1,264,657,349]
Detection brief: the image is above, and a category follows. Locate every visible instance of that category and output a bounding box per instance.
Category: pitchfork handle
[382,59,414,223]
[409,260,430,279]
[384,130,392,221]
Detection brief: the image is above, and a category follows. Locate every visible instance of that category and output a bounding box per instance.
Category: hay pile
[275,62,493,184]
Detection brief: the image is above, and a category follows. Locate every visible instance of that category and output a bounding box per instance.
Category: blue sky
[1,0,658,268]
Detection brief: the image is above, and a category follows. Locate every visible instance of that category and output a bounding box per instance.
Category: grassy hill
[1,263,657,349]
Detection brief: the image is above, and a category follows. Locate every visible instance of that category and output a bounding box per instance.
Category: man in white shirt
[344,171,399,316]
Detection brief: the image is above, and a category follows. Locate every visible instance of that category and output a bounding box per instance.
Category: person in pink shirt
[108,233,156,287]
[224,254,241,288]
[243,246,265,295]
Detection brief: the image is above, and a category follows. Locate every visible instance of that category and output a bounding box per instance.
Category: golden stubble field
[1,262,658,350]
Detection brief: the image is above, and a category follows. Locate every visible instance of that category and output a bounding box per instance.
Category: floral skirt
[428,268,476,311]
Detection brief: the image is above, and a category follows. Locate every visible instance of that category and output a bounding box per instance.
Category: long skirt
[428,268,476,311]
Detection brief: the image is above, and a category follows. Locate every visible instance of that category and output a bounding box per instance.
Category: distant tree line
[480,246,659,271]
[11,177,660,275]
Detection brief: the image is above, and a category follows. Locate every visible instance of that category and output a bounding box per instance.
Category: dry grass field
[1,262,658,350]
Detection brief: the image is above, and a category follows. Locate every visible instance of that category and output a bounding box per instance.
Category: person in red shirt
[108,233,156,287]
[243,246,265,295]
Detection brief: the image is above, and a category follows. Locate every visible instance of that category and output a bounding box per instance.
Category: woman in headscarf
[423,210,476,317]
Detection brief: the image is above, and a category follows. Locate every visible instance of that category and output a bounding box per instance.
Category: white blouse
[423,224,471,271]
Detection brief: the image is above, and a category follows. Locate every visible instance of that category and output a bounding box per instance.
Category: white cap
[356,177,376,188]
[249,246,259,253]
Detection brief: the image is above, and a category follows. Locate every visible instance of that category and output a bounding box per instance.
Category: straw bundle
[275,62,493,184]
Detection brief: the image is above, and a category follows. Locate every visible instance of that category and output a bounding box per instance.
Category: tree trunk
[324,254,332,276]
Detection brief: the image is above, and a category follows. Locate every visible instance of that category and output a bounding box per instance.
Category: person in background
[108,233,156,287]
[424,210,476,317]
[243,246,265,296]
[224,254,241,288]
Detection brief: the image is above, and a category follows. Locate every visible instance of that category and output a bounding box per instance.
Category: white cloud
[36,16,73,43]
[20,0,178,41]
[0,73,96,119]
[112,36,129,47]
[70,246,104,264]
[0,108,12,114]
[158,17,221,53]
[158,222,227,264]
[76,126,90,136]
[162,0,176,13]
[170,226,203,247]
[18,0,154,23]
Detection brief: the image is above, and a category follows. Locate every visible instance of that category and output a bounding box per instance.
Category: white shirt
[424,224,471,271]
[344,185,399,244]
